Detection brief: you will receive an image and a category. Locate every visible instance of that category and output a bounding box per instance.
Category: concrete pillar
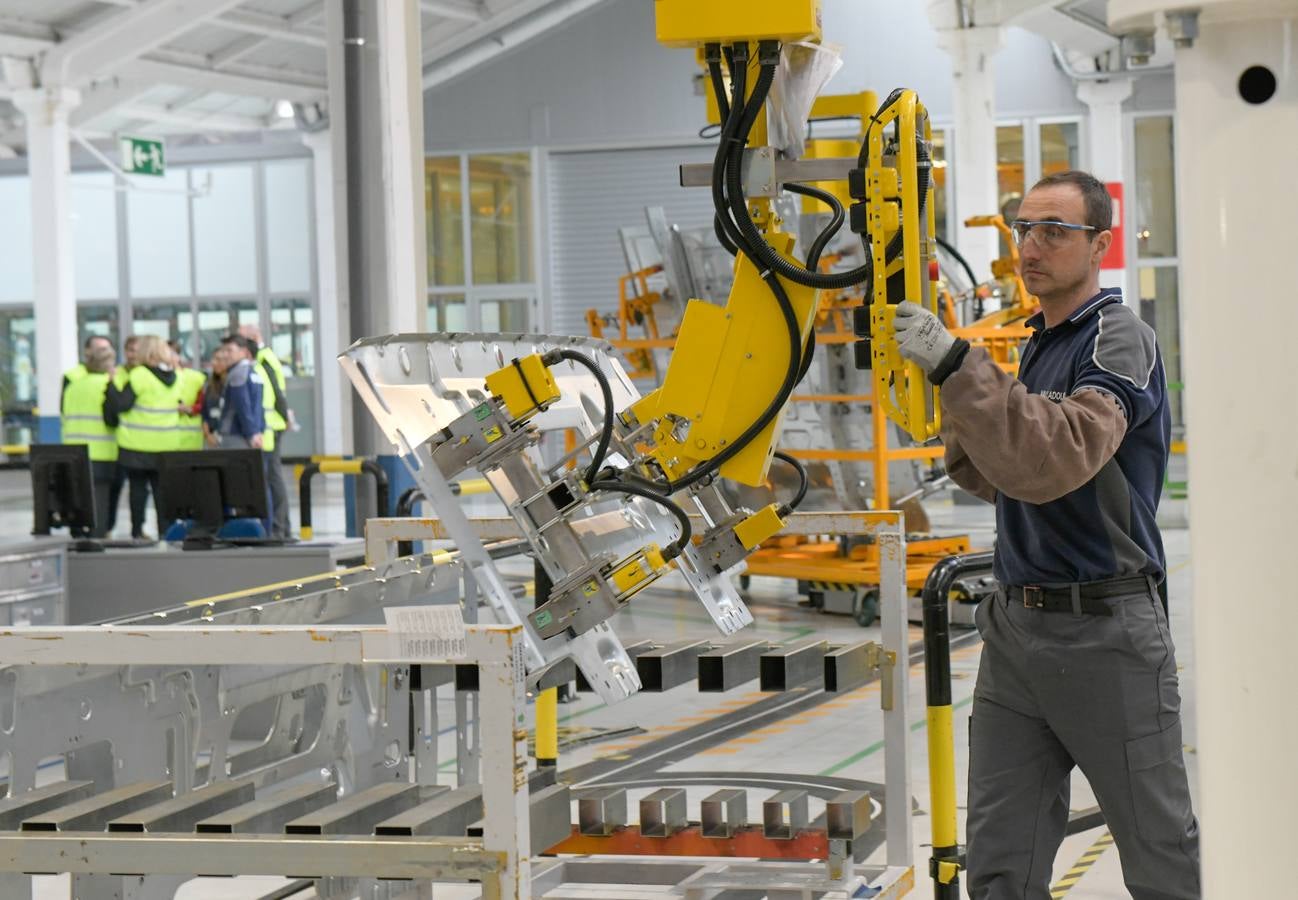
[935,26,1002,282]
[304,128,350,457]
[1108,2,1298,895]
[13,86,80,443]
[1076,78,1134,296]
[324,0,427,527]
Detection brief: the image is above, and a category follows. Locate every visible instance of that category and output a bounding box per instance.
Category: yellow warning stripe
[1050,831,1114,898]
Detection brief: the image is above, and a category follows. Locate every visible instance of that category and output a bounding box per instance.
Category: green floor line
[818,694,974,777]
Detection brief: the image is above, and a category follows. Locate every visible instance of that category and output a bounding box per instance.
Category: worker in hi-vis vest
[105,335,180,540]
[60,338,117,537]
[172,341,207,452]
[239,324,291,538]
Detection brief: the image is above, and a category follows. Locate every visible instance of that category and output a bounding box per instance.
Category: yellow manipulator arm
[850,89,942,443]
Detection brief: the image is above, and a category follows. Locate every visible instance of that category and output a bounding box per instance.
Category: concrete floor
[0,468,1198,899]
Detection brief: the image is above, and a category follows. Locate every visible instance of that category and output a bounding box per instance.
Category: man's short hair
[221,334,257,357]
[1030,170,1113,232]
[85,344,116,374]
[83,334,111,350]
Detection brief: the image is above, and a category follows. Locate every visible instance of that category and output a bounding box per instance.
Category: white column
[1167,11,1296,899]
[1076,78,1134,296]
[375,0,426,336]
[304,128,350,457]
[13,86,80,443]
[935,26,1002,283]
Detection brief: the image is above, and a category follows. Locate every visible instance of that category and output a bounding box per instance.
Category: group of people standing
[59,326,292,540]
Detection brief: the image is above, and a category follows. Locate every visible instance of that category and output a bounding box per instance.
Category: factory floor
[0,468,1197,899]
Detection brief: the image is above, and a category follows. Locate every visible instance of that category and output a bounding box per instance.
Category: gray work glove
[892,301,970,385]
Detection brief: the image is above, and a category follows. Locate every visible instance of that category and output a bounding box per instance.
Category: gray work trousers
[967,581,1200,900]
[266,438,290,538]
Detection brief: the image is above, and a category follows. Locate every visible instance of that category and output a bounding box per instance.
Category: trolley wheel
[854,589,879,627]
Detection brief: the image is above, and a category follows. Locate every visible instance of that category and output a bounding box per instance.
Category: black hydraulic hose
[553,348,614,486]
[795,330,815,387]
[710,44,749,256]
[772,450,808,515]
[590,478,692,561]
[936,234,979,290]
[724,59,873,291]
[783,182,844,270]
[705,45,731,128]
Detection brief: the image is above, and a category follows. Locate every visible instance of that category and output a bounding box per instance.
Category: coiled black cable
[724,55,873,291]
[772,450,808,514]
[552,349,614,487]
[783,182,844,270]
[590,479,692,561]
[935,234,979,290]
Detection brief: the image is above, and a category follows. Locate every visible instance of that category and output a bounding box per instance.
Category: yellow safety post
[535,687,558,769]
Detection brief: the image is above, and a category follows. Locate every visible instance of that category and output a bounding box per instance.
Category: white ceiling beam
[217,9,327,47]
[117,102,267,132]
[210,33,267,69]
[0,15,56,58]
[40,0,249,87]
[71,77,153,127]
[122,56,327,103]
[422,0,608,88]
[420,1,487,23]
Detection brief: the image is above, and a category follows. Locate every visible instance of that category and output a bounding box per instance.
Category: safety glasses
[1010,219,1098,248]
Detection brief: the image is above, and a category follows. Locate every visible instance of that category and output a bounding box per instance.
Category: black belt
[1006,576,1153,617]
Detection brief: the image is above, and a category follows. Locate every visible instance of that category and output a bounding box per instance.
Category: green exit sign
[119,135,165,176]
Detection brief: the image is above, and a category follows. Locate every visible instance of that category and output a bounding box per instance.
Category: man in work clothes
[60,341,117,536]
[891,170,1199,900]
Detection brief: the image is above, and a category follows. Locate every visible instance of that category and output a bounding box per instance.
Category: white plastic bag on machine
[767,41,845,159]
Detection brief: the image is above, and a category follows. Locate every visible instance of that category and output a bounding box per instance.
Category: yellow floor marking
[1050,831,1115,898]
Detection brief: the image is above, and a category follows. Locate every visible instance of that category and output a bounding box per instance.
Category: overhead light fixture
[274,100,295,119]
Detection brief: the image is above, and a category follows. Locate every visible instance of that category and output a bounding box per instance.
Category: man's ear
[1092,229,1113,265]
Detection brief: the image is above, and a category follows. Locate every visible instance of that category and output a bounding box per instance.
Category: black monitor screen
[157,450,267,539]
[30,444,95,536]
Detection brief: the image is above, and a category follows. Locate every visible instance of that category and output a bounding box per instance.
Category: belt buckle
[1022,585,1045,609]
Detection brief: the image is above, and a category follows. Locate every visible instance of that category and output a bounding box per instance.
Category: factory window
[192,165,258,296]
[930,129,949,242]
[427,156,465,287]
[0,177,33,303]
[264,160,313,294]
[480,297,530,333]
[1137,267,1182,429]
[1038,122,1080,177]
[427,293,467,332]
[1134,116,1177,259]
[195,301,259,365]
[131,302,196,357]
[470,153,533,285]
[425,150,538,332]
[271,299,314,377]
[127,169,192,299]
[996,124,1026,219]
[0,306,35,446]
[77,305,121,353]
[71,172,119,301]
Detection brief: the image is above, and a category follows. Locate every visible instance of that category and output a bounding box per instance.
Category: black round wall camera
[1238,65,1277,105]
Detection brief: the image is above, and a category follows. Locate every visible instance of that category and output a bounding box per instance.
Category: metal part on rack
[827,790,874,842]
[636,639,711,692]
[697,638,771,692]
[578,786,628,836]
[701,788,748,838]
[762,789,810,839]
[760,638,830,691]
[639,788,689,837]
